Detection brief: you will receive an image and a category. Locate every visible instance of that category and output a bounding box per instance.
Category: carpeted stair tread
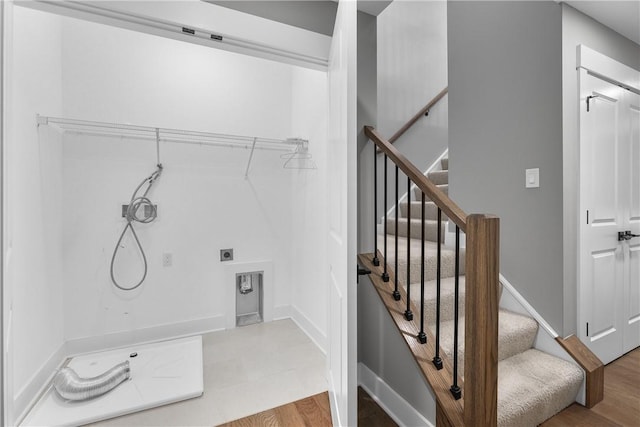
[432,309,539,377]
[414,183,448,201]
[404,276,466,324]
[497,349,583,427]
[427,170,449,185]
[441,157,448,170]
[386,218,444,242]
[399,201,449,222]
[377,235,465,285]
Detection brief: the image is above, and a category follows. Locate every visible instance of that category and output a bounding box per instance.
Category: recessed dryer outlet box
[220,249,234,262]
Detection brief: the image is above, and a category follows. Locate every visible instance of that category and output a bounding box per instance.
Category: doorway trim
[577,44,640,94]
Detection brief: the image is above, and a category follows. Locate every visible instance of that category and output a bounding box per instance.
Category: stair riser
[427,170,448,186]
[389,252,466,287]
[387,218,444,243]
[411,282,465,326]
[399,202,448,222]
[441,157,448,170]
[432,309,539,378]
[414,184,448,201]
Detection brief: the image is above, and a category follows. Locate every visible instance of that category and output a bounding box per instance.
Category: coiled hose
[110,164,163,291]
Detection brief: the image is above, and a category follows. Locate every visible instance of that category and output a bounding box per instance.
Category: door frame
[0,0,9,424]
[326,0,357,425]
[577,44,640,360]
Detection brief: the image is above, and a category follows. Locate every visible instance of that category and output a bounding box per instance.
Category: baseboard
[14,342,67,426]
[65,314,226,358]
[272,304,292,321]
[290,305,327,354]
[358,363,434,427]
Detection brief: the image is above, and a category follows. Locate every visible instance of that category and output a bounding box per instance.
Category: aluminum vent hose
[53,361,130,401]
[110,164,163,291]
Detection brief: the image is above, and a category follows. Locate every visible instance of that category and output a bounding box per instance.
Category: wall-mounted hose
[110,164,163,291]
[53,361,131,401]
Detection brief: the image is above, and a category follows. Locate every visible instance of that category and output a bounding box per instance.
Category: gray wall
[358,275,436,423]
[376,0,449,213]
[448,1,565,332]
[561,4,640,336]
[357,10,377,253]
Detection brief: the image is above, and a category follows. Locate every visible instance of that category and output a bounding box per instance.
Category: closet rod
[36,114,300,152]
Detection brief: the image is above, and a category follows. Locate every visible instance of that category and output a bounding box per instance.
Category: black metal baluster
[393,166,400,300]
[405,176,413,320]
[373,143,379,266]
[417,192,426,343]
[450,226,462,400]
[382,155,389,282]
[432,208,443,368]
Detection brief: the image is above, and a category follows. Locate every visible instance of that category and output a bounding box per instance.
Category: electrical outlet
[162,253,173,267]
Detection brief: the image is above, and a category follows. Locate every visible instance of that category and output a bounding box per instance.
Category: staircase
[378,156,584,426]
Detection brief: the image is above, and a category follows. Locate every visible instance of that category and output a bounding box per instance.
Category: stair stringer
[499,273,586,406]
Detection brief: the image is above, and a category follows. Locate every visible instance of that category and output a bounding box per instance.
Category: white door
[622,89,640,354]
[326,1,357,426]
[579,69,640,364]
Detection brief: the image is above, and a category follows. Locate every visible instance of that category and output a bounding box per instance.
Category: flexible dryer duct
[52,361,131,401]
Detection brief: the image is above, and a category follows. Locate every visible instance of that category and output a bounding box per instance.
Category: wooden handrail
[388,86,448,144]
[365,123,499,426]
[365,125,467,231]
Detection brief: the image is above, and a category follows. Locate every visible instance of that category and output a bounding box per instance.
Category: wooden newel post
[464,214,499,427]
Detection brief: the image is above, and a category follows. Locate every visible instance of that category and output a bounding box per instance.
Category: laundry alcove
[6,3,330,425]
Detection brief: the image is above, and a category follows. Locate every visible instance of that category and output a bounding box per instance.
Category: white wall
[561,4,640,336]
[61,16,293,137]
[376,0,448,210]
[8,5,65,419]
[289,66,328,349]
[58,15,327,344]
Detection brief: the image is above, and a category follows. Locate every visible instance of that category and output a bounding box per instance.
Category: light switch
[526,168,539,188]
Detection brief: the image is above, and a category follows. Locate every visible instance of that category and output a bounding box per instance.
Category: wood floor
[218,393,332,427]
[541,347,640,426]
[221,348,638,427]
[219,387,397,427]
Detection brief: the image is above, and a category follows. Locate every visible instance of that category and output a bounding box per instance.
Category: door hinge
[586,210,589,224]
[586,322,589,337]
